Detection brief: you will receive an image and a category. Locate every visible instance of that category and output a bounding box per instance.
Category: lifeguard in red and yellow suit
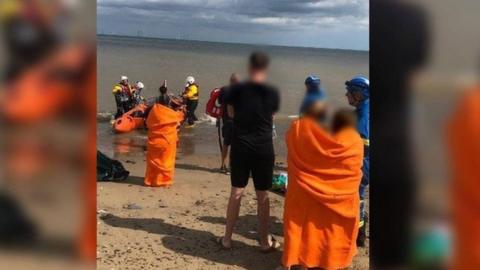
[112,75,134,119]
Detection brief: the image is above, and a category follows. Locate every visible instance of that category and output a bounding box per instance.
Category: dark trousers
[114,94,126,119]
[186,100,198,125]
[359,175,368,227]
[114,94,134,119]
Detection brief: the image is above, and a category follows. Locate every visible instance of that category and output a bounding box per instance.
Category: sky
[97,0,369,51]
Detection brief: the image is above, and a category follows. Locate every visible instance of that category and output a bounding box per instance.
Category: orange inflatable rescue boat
[112,103,148,133]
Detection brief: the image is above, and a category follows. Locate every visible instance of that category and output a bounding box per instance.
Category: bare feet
[216,237,232,250]
[260,235,281,253]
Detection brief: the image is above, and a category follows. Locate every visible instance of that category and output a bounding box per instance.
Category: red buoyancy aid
[205,88,222,118]
[120,84,133,96]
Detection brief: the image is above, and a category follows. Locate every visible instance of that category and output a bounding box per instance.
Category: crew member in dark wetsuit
[157,80,172,107]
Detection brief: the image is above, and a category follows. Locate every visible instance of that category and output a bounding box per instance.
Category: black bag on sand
[0,192,37,245]
[97,150,130,181]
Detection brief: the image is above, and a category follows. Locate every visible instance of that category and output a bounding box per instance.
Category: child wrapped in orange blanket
[283,109,364,269]
[144,104,184,187]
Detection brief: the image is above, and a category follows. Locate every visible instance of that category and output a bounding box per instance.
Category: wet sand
[97,119,369,270]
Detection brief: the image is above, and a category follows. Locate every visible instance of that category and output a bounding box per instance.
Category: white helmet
[121,75,128,81]
[136,81,145,89]
[186,76,195,85]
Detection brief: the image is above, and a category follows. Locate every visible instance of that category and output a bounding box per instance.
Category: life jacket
[113,83,132,103]
[205,88,222,118]
[113,83,132,95]
[184,83,199,100]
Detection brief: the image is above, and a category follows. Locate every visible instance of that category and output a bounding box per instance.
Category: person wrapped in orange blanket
[144,103,184,187]
[283,107,364,269]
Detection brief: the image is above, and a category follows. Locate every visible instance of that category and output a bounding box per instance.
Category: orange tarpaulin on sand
[284,118,364,269]
[447,88,480,270]
[144,104,184,187]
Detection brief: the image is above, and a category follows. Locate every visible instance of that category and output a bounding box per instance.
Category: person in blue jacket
[300,75,327,125]
[345,75,370,247]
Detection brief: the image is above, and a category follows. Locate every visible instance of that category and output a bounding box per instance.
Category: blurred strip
[0,0,95,269]
[370,0,429,267]
[372,0,480,269]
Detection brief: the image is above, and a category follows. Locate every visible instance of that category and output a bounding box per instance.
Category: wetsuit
[157,93,172,107]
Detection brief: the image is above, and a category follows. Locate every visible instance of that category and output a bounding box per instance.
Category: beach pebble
[158,202,168,208]
[123,203,142,210]
[97,209,109,215]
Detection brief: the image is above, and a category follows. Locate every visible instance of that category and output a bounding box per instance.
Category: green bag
[272,172,288,191]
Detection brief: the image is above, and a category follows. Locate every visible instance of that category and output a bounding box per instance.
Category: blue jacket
[356,98,369,183]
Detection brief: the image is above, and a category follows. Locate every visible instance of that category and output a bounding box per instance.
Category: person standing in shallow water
[217,73,240,174]
[183,75,199,127]
[218,52,281,252]
[112,75,133,119]
[157,80,171,106]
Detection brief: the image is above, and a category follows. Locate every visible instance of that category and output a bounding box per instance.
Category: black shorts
[230,151,274,191]
[221,119,234,146]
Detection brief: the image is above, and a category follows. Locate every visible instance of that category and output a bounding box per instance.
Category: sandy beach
[97,119,369,270]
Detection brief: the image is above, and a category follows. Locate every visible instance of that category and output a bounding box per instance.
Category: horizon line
[97,33,369,53]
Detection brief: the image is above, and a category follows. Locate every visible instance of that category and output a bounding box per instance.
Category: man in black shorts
[220,52,280,251]
[218,73,240,174]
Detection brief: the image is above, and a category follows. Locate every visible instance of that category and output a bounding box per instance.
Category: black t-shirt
[225,82,280,154]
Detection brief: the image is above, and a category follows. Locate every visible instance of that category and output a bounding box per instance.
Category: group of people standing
[112,75,200,126]
[212,52,369,269]
[129,50,369,269]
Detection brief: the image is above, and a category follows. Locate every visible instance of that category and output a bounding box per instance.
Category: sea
[97,35,369,160]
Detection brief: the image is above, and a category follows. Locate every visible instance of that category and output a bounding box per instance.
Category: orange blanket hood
[283,118,364,269]
[144,104,184,187]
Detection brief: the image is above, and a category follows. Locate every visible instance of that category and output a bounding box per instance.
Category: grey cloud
[97,0,369,49]
[98,0,367,19]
